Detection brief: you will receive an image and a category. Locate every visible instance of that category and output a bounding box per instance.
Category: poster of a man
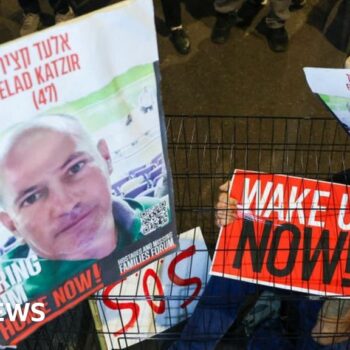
[0,0,177,345]
[0,114,148,261]
[0,113,172,306]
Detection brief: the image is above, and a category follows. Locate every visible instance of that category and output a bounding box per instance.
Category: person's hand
[215,181,238,227]
[312,299,350,345]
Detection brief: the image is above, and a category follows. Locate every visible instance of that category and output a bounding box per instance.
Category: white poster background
[93,227,211,349]
[304,67,350,133]
[304,67,350,98]
[0,0,158,129]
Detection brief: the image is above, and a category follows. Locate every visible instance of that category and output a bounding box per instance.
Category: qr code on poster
[141,200,169,235]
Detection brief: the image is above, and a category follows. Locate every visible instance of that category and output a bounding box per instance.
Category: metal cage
[17,115,350,350]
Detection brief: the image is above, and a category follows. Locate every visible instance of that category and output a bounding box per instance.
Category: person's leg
[169,276,261,350]
[48,0,70,14]
[161,0,181,28]
[249,294,322,350]
[256,0,291,52]
[212,0,263,43]
[311,299,350,348]
[214,0,244,14]
[291,297,324,350]
[49,0,75,24]
[346,56,350,68]
[289,0,306,11]
[18,0,42,36]
[236,0,264,27]
[18,0,40,14]
[247,318,294,350]
[160,0,190,55]
[294,298,349,350]
[266,0,291,29]
[211,0,243,44]
[249,296,349,350]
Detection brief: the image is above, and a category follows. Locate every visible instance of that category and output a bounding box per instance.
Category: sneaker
[211,12,236,44]
[236,0,263,28]
[170,28,191,55]
[20,13,41,36]
[289,0,306,11]
[55,6,75,24]
[256,18,289,52]
[345,56,350,69]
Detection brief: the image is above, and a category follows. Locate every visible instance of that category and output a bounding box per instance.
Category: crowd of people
[163,0,350,70]
[17,0,75,36]
[162,0,307,54]
[16,0,349,66]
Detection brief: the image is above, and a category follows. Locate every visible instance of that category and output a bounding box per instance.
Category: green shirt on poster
[0,196,161,300]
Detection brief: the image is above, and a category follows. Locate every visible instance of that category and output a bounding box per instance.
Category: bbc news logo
[0,303,45,322]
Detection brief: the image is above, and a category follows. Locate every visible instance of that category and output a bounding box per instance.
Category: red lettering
[142,269,165,314]
[34,296,51,315]
[70,53,80,71]
[60,33,71,51]
[52,280,78,305]
[34,66,45,84]
[53,273,92,308]
[0,319,15,341]
[168,245,202,308]
[102,281,140,337]
[73,270,92,293]
[10,319,26,332]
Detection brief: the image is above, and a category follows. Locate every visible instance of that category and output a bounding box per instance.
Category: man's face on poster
[0,127,117,260]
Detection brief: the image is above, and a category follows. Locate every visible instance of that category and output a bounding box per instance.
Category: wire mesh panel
[17,116,350,349]
[165,115,350,349]
[167,115,350,245]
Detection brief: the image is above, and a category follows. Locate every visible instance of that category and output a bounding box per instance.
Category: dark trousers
[170,276,350,350]
[18,0,70,14]
[160,0,182,29]
[170,276,260,349]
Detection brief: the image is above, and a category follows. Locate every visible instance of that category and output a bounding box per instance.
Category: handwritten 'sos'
[102,245,202,337]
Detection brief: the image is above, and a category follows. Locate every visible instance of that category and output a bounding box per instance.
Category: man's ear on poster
[97,139,113,175]
[0,211,18,237]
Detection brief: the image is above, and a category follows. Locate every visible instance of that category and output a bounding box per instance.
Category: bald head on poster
[0,114,119,260]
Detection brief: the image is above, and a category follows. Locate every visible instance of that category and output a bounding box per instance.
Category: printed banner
[211,169,350,296]
[304,67,350,134]
[91,227,210,349]
[0,0,177,345]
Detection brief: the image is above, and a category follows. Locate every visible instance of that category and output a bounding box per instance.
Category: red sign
[211,169,350,295]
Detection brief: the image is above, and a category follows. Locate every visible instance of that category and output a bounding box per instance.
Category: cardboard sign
[211,169,350,296]
[91,227,211,349]
[0,0,177,345]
